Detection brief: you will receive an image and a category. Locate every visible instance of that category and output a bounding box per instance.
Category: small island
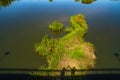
[35,14,96,70]
[49,21,64,32]
[81,0,96,4]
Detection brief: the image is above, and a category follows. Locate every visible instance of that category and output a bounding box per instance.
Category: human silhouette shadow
[60,67,66,80]
[0,68,120,80]
[68,66,76,76]
[71,67,76,76]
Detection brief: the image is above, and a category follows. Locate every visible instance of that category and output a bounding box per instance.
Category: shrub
[49,21,64,32]
[70,14,85,29]
[65,26,73,33]
[70,14,88,36]
[35,35,58,56]
[81,0,96,4]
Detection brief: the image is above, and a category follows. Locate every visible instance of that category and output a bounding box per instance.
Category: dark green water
[0,0,120,69]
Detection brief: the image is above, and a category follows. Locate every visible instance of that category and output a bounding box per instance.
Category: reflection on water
[49,0,53,2]
[0,0,15,7]
[75,0,80,2]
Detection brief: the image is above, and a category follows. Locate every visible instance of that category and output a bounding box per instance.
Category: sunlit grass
[65,26,73,33]
[69,46,85,60]
[35,14,95,71]
[81,0,96,4]
[49,21,64,32]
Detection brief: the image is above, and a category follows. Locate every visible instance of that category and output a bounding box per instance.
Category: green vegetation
[75,0,80,2]
[65,26,73,33]
[81,0,96,4]
[47,0,96,4]
[35,35,58,56]
[35,14,96,70]
[49,21,64,32]
[69,46,85,60]
[49,0,53,2]
[70,14,88,33]
[0,0,15,7]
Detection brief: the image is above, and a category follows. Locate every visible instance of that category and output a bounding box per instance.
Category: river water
[0,0,120,69]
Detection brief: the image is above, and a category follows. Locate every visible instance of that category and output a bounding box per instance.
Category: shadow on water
[0,0,15,7]
[0,68,120,80]
[4,51,11,56]
[0,51,11,61]
[114,53,120,63]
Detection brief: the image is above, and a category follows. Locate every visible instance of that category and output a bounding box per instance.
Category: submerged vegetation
[35,14,96,70]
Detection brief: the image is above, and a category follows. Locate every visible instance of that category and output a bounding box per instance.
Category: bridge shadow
[0,68,120,80]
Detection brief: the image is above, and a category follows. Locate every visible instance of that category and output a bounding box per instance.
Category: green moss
[49,21,64,32]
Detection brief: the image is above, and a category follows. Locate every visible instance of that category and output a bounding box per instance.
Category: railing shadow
[0,68,120,80]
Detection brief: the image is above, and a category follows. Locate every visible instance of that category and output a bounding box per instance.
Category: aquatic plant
[35,35,58,56]
[81,0,96,4]
[65,26,73,33]
[49,21,64,32]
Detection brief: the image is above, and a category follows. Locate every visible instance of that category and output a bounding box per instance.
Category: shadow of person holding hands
[71,67,76,76]
[60,67,66,80]
[70,67,76,80]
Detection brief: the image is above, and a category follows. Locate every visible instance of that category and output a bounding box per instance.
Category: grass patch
[35,14,95,71]
[49,21,64,32]
[65,26,73,33]
[81,0,96,4]
[69,46,85,60]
